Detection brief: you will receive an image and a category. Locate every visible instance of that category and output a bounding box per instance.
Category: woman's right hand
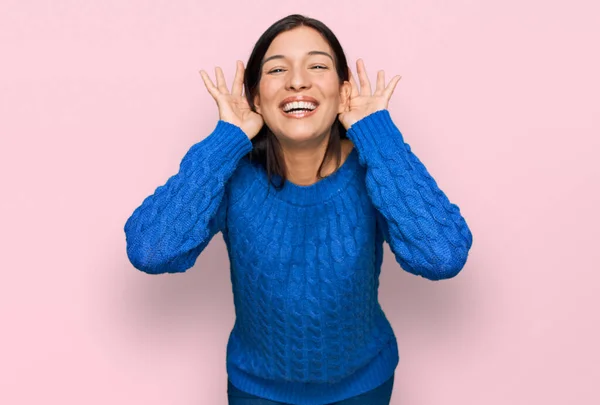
[200,61,264,140]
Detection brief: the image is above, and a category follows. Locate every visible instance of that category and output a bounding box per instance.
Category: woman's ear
[338,81,351,113]
[253,94,262,114]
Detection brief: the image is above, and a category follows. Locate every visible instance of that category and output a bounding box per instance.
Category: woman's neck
[282,139,354,186]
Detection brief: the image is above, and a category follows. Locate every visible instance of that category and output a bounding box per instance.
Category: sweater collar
[254,146,359,206]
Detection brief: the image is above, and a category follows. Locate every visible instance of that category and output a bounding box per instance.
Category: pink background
[1,1,598,404]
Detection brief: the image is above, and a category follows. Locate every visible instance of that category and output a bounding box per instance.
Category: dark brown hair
[243,14,350,189]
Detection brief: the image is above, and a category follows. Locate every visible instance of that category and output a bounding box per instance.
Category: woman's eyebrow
[261,51,334,66]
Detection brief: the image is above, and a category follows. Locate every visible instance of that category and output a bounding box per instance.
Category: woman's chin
[267,114,333,144]
[275,128,323,144]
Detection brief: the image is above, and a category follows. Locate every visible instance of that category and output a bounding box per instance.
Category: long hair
[243,14,350,190]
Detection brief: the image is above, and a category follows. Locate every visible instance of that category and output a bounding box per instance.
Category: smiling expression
[253,26,351,144]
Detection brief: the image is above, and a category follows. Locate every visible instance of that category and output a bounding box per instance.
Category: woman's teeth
[282,101,318,113]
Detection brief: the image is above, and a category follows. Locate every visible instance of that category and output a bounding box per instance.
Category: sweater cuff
[346,109,406,163]
[189,120,254,166]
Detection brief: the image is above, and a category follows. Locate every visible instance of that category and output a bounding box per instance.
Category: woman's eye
[267,66,327,74]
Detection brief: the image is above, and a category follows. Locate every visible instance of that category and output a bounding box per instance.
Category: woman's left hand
[338,59,402,130]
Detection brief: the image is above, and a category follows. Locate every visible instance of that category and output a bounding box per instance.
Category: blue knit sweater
[124,109,473,405]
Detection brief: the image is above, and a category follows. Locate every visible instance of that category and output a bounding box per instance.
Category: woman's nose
[287,70,311,91]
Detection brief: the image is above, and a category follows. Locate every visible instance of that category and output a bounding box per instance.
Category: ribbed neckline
[252,146,359,206]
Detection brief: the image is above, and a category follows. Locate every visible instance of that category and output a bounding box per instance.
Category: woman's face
[254,26,350,144]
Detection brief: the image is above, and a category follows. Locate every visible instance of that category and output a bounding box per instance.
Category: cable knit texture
[124,109,473,405]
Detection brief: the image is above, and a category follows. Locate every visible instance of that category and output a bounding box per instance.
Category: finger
[215,66,229,94]
[357,59,372,95]
[231,60,244,97]
[375,70,385,96]
[347,66,359,99]
[384,75,402,99]
[199,70,219,100]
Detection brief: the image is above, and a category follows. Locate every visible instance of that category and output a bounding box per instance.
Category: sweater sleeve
[124,120,253,274]
[346,109,473,280]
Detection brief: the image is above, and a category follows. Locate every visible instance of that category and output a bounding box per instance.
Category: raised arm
[347,110,473,280]
[124,61,263,274]
[340,59,472,280]
[124,123,253,274]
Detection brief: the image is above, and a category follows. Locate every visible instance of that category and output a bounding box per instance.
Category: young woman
[124,14,473,405]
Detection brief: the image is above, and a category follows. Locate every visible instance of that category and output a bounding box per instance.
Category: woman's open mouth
[280,100,319,118]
